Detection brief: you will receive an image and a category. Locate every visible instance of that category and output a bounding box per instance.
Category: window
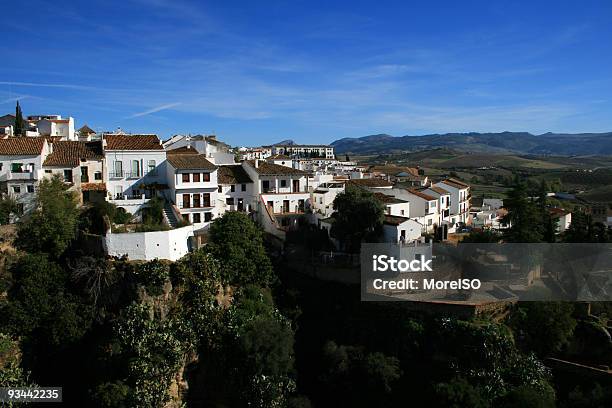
[193,213,201,223]
[428,219,433,226]
[148,160,156,173]
[182,214,190,222]
[81,166,89,182]
[281,179,287,187]
[241,184,246,191]
[63,170,72,182]
[193,194,201,208]
[0,163,2,171]
[193,173,200,182]
[131,160,140,177]
[226,197,235,205]
[203,193,211,207]
[13,186,20,194]
[182,173,190,183]
[202,172,210,182]
[218,185,222,193]
[114,161,123,177]
[94,171,102,180]
[204,212,212,222]
[401,210,405,216]
[182,194,191,208]
[45,169,52,174]
[263,180,270,191]
[230,184,235,192]
[11,163,23,173]
[27,185,34,193]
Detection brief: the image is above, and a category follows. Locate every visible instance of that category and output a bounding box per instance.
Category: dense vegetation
[0,175,610,407]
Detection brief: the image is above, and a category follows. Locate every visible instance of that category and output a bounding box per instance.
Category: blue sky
[2,0,611,146]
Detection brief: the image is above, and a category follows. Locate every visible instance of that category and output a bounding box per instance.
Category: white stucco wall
[104,225,196,261]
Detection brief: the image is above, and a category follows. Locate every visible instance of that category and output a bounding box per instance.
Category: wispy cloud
[0,81,94,90]
[128,102,181,118]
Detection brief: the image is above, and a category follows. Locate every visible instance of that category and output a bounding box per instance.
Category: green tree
[320,341,401,406]
[207,211,274,286]
[563,210,610,243]
[496,385,555,408]
[509,302,577,357]
[331,185,385,251]
[502,179,543,242]
[16,175,80,256]
[461,229,501,243]
[433,377,489,408]
[1,254,92,347]
[14,101,25,136]
[0,194,20,224]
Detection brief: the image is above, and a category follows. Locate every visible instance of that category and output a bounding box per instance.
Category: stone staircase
[163,204,180,228]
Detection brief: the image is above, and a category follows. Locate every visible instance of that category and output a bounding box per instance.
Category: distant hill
[273,139,296,146]
[331,132,612,156]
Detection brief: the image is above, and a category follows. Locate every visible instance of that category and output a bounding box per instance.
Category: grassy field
[358,149,612,201]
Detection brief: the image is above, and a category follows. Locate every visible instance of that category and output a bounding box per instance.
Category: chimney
[255,159,259,168]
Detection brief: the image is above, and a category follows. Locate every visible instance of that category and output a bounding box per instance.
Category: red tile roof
[439,178,469,189]
[81,183,106,191]
[0,137,46,155]
[167,154,216,170]
[383,215,411,226]
[246,160,309,176]
[104,134,163,150]
[218,165,252,184]
[44,141,103,167]
[407,188,436,201]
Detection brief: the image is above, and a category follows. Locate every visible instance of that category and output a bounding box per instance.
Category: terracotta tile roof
[407,188,436,201]
[347,178,393,188]
[369,165,419,176]
[439,178,469,189]
[167,154,216,170]
[246,160,309,176]
[78,124,95,134]
[44,141,103,167]
[373,192,407,204]
[104,134,163,150]
[0,137,46,155]
[383,215,411,226]
[549,207,571,218]
[427,186,451,195]
[82,182,106,191]
[167,146,199,155]
[218,165,252,184]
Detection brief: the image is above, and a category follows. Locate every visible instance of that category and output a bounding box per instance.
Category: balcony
[109,171,124,179]
[3,171,35,181]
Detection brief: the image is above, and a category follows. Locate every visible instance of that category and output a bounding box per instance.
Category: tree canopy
[330,185,385,251]
[16,175,80,256]
[207,211,274,286]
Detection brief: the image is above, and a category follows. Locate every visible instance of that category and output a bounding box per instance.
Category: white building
[166,153,218,228]
[239,147,273,160]
[434,178,471,226]
[217,164,254,214]
[272,144,334,159]
[42,140,105,203]
[382,215,423,244]
[388,188,439,233]
[30,115,76,141]
[242,159,311,233]
[163,134,234,165]
[312,182,345,217]
[373,192,410,217]
[0,137,50,214]
[103,134,167,213]
[549,208,572,233]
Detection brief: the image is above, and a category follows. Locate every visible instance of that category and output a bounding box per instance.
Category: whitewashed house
[373,192,410,217]
[273,144,334,159]
[312,181,345,217]
[217,164,254,214]
[166,153,218,228]
[103,134,167,213]
[434,178,471,226]
[30,115,76,141]
[0,137,50,214]
[422,186,452,228]
[382,215,423,244]
[549,208,572,233]
[42,140,105,203]
[242,159,311,233]
[163,134,234,165]
[388,188,439,233]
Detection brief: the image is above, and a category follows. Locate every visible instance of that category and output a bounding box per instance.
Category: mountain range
[330,132,612,156]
